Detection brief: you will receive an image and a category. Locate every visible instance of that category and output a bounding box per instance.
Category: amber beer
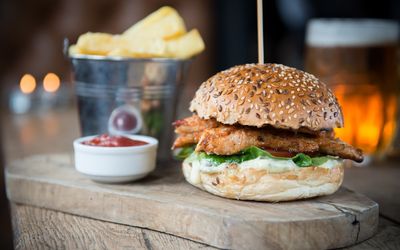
[305,19,399,156]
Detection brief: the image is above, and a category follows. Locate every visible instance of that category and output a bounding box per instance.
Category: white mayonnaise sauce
[186,156,342,179]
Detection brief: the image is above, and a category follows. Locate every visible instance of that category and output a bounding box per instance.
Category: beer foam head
[306,19,399,46]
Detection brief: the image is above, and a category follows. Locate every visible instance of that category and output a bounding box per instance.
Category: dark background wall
[214,0,399,72]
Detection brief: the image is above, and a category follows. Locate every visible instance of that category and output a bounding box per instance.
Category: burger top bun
[189,63,343,131]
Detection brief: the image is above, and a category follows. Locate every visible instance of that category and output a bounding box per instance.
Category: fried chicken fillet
[173,115,363,162]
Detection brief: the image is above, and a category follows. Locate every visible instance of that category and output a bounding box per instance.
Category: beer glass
[305,19,399,157]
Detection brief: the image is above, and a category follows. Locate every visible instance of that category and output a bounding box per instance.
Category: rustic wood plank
[6,154,380,250]
[345,217,400,250]
[11,203,400,250]
[11,203,215,250]
[344,163,400,223]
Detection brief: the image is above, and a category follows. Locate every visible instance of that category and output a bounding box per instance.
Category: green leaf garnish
[174,145,195,160]
[176,145,334,168]
[292,153,313,167]
[311,156,330,166]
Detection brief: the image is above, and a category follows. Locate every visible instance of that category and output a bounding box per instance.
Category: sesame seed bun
[189,63,343,131]
[182,159,344,202]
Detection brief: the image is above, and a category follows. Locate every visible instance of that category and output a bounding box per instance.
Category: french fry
[68,45,83,55]
[69,6,205,59]
[127,38,167,57]
[107,48,134,57]
[108,38,168,58]
[166,29,205,59]
[75,32,118,55]
[74,32,170,58]
[123,6,186,40]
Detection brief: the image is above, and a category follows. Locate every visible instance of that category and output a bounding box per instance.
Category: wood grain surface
[11,203,400,250]
[6,154,379,250]
[344,217,400,250]
[11,203,213,250]
[344,163,400,223]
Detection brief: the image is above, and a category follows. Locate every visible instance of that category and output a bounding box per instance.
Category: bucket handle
[63,38,70,58]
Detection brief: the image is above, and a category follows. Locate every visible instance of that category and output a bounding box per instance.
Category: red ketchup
[82,134,148,147]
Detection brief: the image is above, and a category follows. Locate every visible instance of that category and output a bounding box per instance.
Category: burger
[172,63,363,202]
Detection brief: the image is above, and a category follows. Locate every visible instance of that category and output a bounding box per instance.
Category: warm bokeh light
[333,84,397,155]
[19,74,36,94]
[43,73,61,93]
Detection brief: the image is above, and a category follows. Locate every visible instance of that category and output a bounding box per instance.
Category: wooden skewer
[257,0,264,64]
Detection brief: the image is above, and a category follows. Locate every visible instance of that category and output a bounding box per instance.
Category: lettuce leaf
[176,146,333,168]
[311,156,329,166]
[174,145,195,160]
[292,153,313,167]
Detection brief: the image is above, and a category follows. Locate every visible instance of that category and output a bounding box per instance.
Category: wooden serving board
[6,154,379,250]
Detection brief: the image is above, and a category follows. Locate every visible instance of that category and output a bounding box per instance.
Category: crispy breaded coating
[173,115,363,162]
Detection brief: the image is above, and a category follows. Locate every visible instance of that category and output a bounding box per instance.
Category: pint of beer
[305,19,399,156]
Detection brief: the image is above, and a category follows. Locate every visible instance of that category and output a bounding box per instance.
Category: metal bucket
[69,54,191,161]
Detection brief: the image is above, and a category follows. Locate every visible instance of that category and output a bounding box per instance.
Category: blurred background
[0,0,399,248]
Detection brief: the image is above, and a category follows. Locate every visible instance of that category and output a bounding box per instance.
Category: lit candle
[39,72,61,111]
[9,74,36,114]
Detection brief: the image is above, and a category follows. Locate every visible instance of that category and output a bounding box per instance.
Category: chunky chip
[69,6,204,59]
[166,29,205,59]
[123,6,187,40]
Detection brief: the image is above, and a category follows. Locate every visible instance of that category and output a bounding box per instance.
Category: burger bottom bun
[182,160,344,202]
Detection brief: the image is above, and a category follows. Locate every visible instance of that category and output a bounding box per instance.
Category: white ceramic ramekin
[73,135,158,183]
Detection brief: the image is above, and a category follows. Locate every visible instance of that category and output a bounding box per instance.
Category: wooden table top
[6,154,381,249]
[2,107,400,249]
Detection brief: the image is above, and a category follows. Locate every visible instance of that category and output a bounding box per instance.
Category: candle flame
[20,74,36,94]
[43,73,60,93]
